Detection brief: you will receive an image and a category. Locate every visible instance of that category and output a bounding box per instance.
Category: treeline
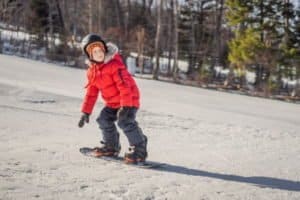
[226,0,300,95]
[0,0,300,97]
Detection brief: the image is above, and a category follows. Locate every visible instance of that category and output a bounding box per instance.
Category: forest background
[1,0,300,101]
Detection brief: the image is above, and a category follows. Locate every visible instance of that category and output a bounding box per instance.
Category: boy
[78,34,148,164]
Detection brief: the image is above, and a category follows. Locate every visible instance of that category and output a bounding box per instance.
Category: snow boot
[90,141,121,157]
[124,136,148,164]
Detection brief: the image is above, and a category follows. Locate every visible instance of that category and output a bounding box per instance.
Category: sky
[294,0,299,8]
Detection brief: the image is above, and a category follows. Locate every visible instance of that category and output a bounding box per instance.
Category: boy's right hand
[78,113,90,128]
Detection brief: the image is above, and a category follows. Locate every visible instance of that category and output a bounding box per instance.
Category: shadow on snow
[152,163,300,192]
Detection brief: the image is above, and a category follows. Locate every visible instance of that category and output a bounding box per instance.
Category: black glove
[78,113,90,128]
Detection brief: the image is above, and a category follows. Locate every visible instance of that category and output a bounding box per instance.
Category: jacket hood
[104,42,119,64]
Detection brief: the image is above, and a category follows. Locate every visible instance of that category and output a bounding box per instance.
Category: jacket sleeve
[111,62,134,107]
[81,84,99,114]
[81,69,99,114]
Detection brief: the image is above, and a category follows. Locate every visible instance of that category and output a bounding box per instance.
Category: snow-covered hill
[0,54,299,199]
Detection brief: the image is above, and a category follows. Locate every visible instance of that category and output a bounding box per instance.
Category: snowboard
[79,147,165,169]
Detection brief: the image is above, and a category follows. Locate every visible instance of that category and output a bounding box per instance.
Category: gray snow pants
[96,106,145,146]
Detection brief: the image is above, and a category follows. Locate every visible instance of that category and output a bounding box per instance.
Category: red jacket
[81,53,140,114]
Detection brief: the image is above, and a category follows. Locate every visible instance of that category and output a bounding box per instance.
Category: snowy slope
[0,54,299,200]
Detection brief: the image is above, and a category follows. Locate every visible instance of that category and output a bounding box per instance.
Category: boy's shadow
[151,163,300,191]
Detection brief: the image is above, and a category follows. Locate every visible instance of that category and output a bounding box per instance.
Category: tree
[153,0,162,80]
[136,26,145,74]
[278,0,299,80]
[177,0,221,79]
[228,28,263,68]
[172,0,179,80]
[226,0,291,92]
[27,0,50,46]
[226,0,254,86]
[214,0,225,67]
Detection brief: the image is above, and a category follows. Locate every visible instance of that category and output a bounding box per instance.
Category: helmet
[81,34,108,58]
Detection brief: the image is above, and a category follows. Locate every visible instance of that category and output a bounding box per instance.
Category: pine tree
[291,3,300,95]
[226,0,295,92]
[278,0,299,80]
[178,0,216,76]
[225,0,253,30]
[24,0,50,48]
[228,28,263,69]
[226,0,255,69]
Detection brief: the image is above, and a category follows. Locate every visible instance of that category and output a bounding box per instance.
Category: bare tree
[88,0,93,32]
[214,0,224,67]
[172,0,179,80]
[55,0,65,32]
[137,26,145,74]
[124,0,131,38]
[153,0,162,80]
[167,0,174,76]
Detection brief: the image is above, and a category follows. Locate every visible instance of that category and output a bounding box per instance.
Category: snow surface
[0,54,299,200]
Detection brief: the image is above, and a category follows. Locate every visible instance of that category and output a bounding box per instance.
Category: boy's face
[91,46,105,62]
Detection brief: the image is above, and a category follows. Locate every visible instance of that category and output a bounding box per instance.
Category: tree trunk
[259,0,264,43]
[55,0,65,33]
[216,0,224,65]
[97,0,102,34]
[88,0,93,33]
[113,0,125,46]
[196,1,205,75]
[167,0,174,76]
[187,1,197,75]
[124,0,131,39]
[73,0,78,38]
[48,0,54,50]
[153,0,162,80]
[283,0,290,44]
[211,0,224,70]
[137,27,145,74]
[147,0,154,16]
[114,0,124,29]
[172,0,179,81]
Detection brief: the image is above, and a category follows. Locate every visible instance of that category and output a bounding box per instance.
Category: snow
[128,52,189,74]
[0,54,300,199]
[0,28,31,41]
[282,78,298,89]
[0,28,62,46]
[246,71,256,84]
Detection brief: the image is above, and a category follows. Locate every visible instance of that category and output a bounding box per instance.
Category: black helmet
[81,34,108,58]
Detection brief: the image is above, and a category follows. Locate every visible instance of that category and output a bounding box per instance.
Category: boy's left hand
[78,113,90,128]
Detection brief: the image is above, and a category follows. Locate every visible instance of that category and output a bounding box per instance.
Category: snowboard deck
[79,147,165,169]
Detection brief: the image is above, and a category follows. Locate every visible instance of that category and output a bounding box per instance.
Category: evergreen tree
[228,28,263,69]
[226,0,298,92]
[178,0,215,76]
[27,0,49,43]
[225,0,254,30]
[292,4,300,90]
[278,0,299,80]
[226,0,256,71]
